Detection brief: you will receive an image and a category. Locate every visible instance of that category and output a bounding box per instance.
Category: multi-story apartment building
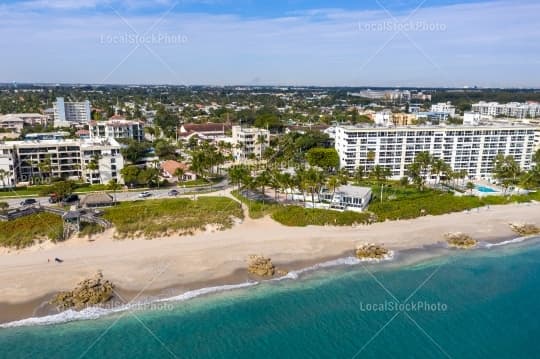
[232,126,270,161]
[472,101,540,118]
[335,125,538,180]
[89,116,144,142]
[53,97,91,127]
[352,89,411,102]
[0,138,124,187]
[430,102,456,117]
[0,113,51,133]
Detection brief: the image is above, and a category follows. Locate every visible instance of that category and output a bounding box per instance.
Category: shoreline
[1,202,539,325]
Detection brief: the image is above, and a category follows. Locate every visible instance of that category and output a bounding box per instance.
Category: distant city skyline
[1,0,539,87]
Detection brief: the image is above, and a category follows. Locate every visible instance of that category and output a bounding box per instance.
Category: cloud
[0,0,539,87]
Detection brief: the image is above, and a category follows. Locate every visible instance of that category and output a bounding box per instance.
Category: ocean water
[1,239,540,359]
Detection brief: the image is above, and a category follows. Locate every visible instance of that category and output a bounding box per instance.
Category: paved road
[5,179,229,209]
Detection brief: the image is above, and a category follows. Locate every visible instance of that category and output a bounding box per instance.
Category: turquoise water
[2,240,540,359]
[476,185,498,193]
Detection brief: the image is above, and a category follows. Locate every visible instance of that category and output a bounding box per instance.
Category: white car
[138,191,151,198]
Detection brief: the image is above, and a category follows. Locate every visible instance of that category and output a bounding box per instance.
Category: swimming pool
[476,185,498,193]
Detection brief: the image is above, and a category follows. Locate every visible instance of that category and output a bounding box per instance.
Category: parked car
[48,193,60,203]
[62,194,79,204]
[20,198,38,206]
[168,189,179,196]
[139,191,151,198]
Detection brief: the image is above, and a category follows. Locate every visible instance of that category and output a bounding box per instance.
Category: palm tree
[430,158,446,184]
[466,181,475,195]
[38,155,52,181]
[174,167,185,183]
[326,175,340,202]
[354,166,365,183]
[0,169,8,190]
[86,154,101,184]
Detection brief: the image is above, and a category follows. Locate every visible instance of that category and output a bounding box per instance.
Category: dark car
[62,194,79,204]
[20,198,38,206]
[168,189,179,196]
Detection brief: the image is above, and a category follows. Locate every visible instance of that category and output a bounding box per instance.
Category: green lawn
[0,213,63,248]
[103,196,244,239]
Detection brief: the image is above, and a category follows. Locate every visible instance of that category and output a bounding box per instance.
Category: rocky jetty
[445,232,477,249]
[355,244,389,259]
[247,255,289,277]
[50,272,114,310]
[509,223,540,236]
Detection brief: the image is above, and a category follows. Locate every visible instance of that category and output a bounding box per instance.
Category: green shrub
[271,206,373,227]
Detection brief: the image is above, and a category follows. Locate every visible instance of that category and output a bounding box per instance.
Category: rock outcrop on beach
[509,223,540,236]
[445,232,477,249]
[247,255,289,277]
[355,244,389,259]
[247,255,275,277]
[50,272,114,310]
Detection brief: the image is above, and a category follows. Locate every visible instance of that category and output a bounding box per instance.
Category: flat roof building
[53,97,91,127]
[0,138,124,187]
[335,124,539,181]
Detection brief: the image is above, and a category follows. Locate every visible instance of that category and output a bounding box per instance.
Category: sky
[0,0,539,87]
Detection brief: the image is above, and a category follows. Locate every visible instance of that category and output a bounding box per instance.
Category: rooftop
[335,185,372,198]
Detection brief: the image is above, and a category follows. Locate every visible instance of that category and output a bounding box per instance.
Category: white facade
[232,126,270,161]
[89,117,144,141]
[0,138,124,186]
[472,101,540,118]
[374,111,392,126]
[431,102,456,117]
[319,185,372,212]
[335,125,538,180]
[53,97,91,127]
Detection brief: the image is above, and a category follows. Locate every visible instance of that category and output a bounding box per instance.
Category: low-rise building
[160,160,197,182]
[319,185,372,212]
[178,123,231,140]
[232,126,270,161]
[89,116,144,141]
[0,115,24,133]
[472,101,540,118]
[430,102,456,117]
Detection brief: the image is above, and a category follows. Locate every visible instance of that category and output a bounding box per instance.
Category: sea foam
[0,253,395,328]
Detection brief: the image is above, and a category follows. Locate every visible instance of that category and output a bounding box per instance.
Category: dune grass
[271,206,374,227]
[103,196,244,239]
[231,190,281,219]
[368,185,538,221]
[0,213,63,248]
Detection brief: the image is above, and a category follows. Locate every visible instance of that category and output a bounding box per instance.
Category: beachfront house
[319,185,372,212]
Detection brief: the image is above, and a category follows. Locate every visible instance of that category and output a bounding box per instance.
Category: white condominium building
[335,125,538,180]
[53,97,91,127]
[0,138,124,187]
[472,101,540,118]
[89,116,144,142]
[430,102,456,117]
[232,125,270,161]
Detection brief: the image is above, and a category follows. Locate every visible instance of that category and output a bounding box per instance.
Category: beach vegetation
[271,206,374,227]
[0,213,63,248]
[103,196,243,239]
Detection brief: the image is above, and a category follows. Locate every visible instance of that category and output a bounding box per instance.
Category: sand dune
[0,201,539,310]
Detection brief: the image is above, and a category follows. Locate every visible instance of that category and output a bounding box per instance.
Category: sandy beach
[1,201,539,323]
